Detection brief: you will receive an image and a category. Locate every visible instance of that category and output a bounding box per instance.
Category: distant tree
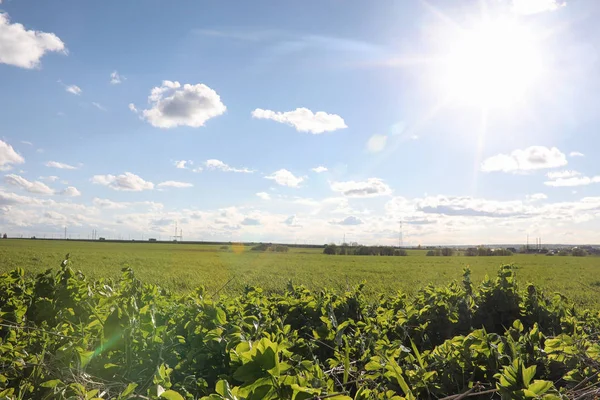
[2,234,6,239]
[572,248,587,257]
[558,250,569,256]
[441,247,455,257]
[394,249,408,256]
[426,250,436,256]
[323,244,337,255]
[465,248,478,257]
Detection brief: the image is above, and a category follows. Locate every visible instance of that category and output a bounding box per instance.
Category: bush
[394,249,408,256]
[251,243,270,251]
[0,262,596,399]
[323,244,337,255]
[426,250,437,256]
[273,245,289,253]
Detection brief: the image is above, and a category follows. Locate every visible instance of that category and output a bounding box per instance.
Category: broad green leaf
[120,383,138,398]
[528,380,553,395]
[41,379,62,389]
[522,365,537,387]
[160,390,185,400]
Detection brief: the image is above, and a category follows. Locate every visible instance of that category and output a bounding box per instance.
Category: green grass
[1,239,599,308]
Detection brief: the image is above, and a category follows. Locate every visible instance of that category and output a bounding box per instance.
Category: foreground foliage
[1,258,599,399]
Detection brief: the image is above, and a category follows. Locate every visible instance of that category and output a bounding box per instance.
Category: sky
[1,0,599,245]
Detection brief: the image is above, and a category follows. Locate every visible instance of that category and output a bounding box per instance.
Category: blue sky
[1,0,599,244]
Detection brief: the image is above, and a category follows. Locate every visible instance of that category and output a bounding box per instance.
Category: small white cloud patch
[252,107,347,134]
[141,80,226,128]
[45,161,77,170]
[110,71,123,84]
[331,178,392,198]
[0,140,25,170]
[481,146,567,173]
[0,13,66,69]
[91,172,154,191]
[256,192,271,200]
[311,166,328,173]
[204,159,253,173]
[60,186,81,197]
[265,169,304,187]
[157,181,193,188]
[5,174,54,195]
[65,85,82,95]
[128,103,138,113]
[569,151,584,157]
[92,102,106,111]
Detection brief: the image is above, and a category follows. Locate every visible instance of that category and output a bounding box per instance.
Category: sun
[439,19,546,108]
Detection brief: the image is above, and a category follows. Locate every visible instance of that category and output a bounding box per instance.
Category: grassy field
[1,239,599,308]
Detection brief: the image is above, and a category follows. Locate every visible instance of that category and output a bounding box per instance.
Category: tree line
[323,244,407,256]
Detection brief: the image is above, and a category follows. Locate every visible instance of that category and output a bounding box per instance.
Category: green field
[1,239,599,307]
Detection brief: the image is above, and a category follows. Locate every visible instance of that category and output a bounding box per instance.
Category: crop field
[1,238,599,308]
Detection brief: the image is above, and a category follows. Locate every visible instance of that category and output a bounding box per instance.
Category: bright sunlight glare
[440,19,546,108]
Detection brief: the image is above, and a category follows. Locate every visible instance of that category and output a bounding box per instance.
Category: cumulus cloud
[241,217,261,226]
[544,175,600,187]
[110,70,123,84]
[526,193,547,202]
[65,85,82,95]
[4,174,54,195]
[91,172,154,191]
[252,107,347,134]
[141,80,226,128]
[481,146,567,173]
[366,134,387,153]
[312,166,328,173]
[174,160,192,169]
[331,178,392,197]
[331,216,363,225]
[157,181,193,188]
[39,175,59,182]
[569,151,584,157]
[415,196,531,218]
[547,170,580,179]
[128,103,138,113]
[256,192,271,200]
[45,161,77,170]
[0,140,25,170]
[60,186,81,197]
[512,0,566,15]
[204,159,253,173]
[0,13,66,69]
[265,169,304,187]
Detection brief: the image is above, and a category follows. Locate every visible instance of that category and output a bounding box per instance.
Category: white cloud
[60,186,81,197]
[526,193,547,202]
[547,170,580,179]
[192,167,203,173]
[128,103,138,113]
[481,146,567,173]
[331,178,392,197]
[4,174,54,195]
[204,159,253,173]
[252,107,347,134]
[141,80,226,128]
[331,216,363,225]
[256,192,271,200]
[265,169,304,187]
[174,160,192,169]
[311,166,328,173]
[366,134,388,153]
[0,13,66,69]
[65,85,82,95]
[39,175,59,182]
[157,181,193,188]
[512,0,565,15]
[45,161,77,170]
[569,151,584,157]
[92,102,106,111]
[544,175,600,187]
[20,141,32,146]
[0,140,25,170]
[110,70,123,84]
[91,172,154,191]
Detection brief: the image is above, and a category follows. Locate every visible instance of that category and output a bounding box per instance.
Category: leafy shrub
[394,249,407,256]
[0,259,598,399]
[572,248,587,257]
